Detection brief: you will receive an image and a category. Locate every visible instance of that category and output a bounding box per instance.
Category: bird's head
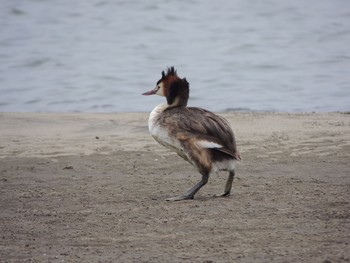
[143,67,189,107]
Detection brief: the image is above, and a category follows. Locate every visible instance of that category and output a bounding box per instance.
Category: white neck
[148,103,168,131]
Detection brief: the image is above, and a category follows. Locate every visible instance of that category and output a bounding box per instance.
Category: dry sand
[0,112,349,262]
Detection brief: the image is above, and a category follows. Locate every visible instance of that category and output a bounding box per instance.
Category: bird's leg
[221,170,235,197]
[166,173,209,201]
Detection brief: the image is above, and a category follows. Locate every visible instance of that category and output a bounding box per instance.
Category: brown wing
[158,106,239,159]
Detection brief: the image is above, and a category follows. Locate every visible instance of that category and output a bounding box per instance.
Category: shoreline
[1,112,349,262]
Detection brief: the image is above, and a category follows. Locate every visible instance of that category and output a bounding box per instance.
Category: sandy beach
[0,112,349,262]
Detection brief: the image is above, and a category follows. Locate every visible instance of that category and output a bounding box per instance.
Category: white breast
[148,103,168,132]
[148,103,187,159]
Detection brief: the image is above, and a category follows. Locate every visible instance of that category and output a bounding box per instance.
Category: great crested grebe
[143,67,241,201]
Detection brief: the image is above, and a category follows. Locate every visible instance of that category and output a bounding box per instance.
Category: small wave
[25,99,41,105]
[21,58,52,68]
[0,102,10,107]
[11,8,25,16]
[223,107,253,112]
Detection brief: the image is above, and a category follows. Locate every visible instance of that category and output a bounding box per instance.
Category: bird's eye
[157,85,160,90]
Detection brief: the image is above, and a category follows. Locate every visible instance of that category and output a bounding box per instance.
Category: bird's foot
[212,192,231,198]
[166,195,194,201]
[221,191,231,197]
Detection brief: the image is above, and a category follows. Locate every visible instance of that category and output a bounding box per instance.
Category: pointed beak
[142,87,157,96]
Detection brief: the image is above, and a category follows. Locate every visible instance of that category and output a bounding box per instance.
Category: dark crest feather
[166,67,177,77]
[158,66,178,84]
[160,67,177,79]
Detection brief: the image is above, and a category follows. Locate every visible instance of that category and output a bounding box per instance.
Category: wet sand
[0,112,349,262]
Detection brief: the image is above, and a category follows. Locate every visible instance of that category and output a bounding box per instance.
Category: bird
[142,67,241,201]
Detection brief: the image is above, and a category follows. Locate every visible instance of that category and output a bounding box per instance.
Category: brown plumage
[143,67,241,201]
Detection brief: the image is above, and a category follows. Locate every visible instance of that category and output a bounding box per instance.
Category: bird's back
[156,106,240,161]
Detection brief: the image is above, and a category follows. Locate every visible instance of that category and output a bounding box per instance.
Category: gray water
[1,0,350,112]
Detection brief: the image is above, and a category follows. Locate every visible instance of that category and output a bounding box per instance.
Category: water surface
[0,0,349,112]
